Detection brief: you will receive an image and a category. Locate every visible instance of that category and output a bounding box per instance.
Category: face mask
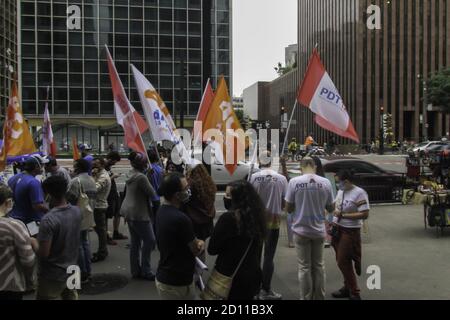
[223,197,232,211]
[337,181,346,191]
[178,188,191,204]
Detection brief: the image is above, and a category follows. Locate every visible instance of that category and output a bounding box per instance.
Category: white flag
[131,65,192,165]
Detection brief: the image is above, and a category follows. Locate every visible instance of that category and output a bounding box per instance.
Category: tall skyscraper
[19,0,232,151]
[293,0,450,144]
[0,0,17,113]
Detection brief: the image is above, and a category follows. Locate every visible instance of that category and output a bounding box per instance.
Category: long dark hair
[228,180,267,242]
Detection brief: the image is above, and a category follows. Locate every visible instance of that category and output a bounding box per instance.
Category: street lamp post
[422,80,428,141]
[379,106,385,155]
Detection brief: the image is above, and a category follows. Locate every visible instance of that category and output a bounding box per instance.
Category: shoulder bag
[201,239,253,300]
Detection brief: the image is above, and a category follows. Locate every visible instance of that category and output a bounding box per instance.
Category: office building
[0,0,17,113]
[295,0,450,143]
[19,0,232,151]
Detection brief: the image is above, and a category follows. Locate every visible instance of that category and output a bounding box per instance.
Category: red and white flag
[297,49,359,143]
[42,91,57,157]
[193,79,215,146]
[105,45,148,155]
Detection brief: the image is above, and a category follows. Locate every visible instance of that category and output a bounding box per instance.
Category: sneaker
[113,232,128,240]
[324,241,331,248]
[331,287,350,299]
[288,242,295,248]
[259,289,282,300]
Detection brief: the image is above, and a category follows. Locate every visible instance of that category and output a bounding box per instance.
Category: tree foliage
[426,68,450,113]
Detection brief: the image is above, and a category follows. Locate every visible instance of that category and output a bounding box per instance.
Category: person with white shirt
[331,170,370,301]
[285,157,334,300]
[250,151,288,300]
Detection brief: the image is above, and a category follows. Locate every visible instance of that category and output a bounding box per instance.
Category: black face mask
[223,197,232,211]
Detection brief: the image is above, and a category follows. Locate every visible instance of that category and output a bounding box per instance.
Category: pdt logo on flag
[319,87,342,106]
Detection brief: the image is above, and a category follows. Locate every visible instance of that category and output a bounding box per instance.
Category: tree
[274,61,297,77]
[426,68,450,113]
[235,109,245,125]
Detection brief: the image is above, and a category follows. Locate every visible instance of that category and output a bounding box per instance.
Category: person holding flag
[250,150,288,300]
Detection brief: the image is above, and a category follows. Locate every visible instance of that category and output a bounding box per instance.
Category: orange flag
[0,80,37,171]
[72,137,80,160]
[203,77,245,175]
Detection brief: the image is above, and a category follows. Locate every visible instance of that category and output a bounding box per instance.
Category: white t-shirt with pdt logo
[285,174,333,239]
[333,186,370,228]
[250,169,288,215]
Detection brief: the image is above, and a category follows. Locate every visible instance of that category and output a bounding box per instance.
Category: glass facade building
[19,0,232,151]
[0,0,17,113]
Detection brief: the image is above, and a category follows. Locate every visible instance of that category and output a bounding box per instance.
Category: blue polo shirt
[8,173,45,224]
[148,163,163,201]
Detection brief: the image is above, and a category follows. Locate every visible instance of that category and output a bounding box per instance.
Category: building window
[160,0,173,8]
[174,0,187,8]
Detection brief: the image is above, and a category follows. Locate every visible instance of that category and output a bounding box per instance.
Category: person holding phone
[331,170,370,301]
[0,185,38,300]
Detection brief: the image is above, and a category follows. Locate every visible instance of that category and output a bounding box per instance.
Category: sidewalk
[25,204,450,300]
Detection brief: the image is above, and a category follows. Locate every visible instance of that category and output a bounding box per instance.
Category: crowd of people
[0,146,370,301]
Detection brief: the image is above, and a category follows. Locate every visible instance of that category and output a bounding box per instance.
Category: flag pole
[45,85,50,102]
[281,100,298,156]
[247,140,258,181]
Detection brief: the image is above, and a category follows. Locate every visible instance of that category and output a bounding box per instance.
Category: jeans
[155,280,195,300]
[262,228,280,291]
[331,227,362,296]
[78,230,91,276]
[94,208,108,258]
[294,234,325,300]
[128,220,156,277]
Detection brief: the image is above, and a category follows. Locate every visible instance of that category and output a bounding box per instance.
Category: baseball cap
[24,154,49,170]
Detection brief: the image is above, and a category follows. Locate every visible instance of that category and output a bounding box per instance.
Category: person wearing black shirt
[208,180,267,300]
[155,172,205,300]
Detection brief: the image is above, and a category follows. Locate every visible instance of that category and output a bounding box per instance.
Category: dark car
[322,159,405,203]
[424,143,450,165]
